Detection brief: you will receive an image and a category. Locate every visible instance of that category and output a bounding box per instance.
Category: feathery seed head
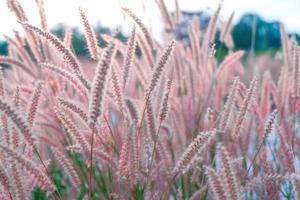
[88,42,116,128]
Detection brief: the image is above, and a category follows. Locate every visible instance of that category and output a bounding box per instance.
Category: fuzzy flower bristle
[52,148,81,190]
[35,0,47,30]
[55,107,90,154]
[63,29,73,50]
[10,127,20,148]
[203,4,221,52]
[137,34,154,69]
[0,164,12,198]
[21,22,90,89]
[206,167,226,200]
[145,97,157,141]
[122,7,154,49]
[79,8,99,60]
[220,12,234,42]
[4,34,35,67]
[0,71,4,97]
[173,129,216,177]
[217,144,240,200]
[0,98,36,148]
[262,110,277,141]
[292,43,300,97]
[0,144,53,190]
[280,24,290,67]
[219,77,240,130]
[0,56,36,78]
[118,124,135,180]
[56,97,88,122]
[41,62,88,96]
[1,115,10,145]
[125,98,140,123]
[7,0,28,21]
[27,81,43,127]
[111,68,125,114]
[13,86,20,108]
[159,79,172,122]
[10,160,26,200]
[7,0,44,61]
[155,0,175,31]
[122,26,137,88]
[145,40,176,101]
[88,42,116,128]
[233,76,257,137]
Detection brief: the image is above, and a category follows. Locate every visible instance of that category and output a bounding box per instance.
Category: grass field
[0,0,299,199]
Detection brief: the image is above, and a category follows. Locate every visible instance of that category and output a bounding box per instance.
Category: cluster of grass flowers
[0,0,299,199]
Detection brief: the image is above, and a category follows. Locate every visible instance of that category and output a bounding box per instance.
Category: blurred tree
[175,12,300,54]
[0,41,8,55]
[233,14,285,51]
[51,23,127,57]
[0,14,299,57]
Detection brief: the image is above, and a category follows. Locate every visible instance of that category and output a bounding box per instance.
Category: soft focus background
[0,0,299,55]
[0,1,300,199]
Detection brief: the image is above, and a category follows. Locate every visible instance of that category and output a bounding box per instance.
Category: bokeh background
[0,0,299,56]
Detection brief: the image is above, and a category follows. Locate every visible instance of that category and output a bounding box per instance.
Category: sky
[0,0,299,40]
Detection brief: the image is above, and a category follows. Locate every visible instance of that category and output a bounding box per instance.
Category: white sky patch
[0,0,299,40]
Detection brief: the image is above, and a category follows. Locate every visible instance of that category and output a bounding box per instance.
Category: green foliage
[32,165,67,200]
[215,41,229,62]
[232,13,299,52]
[72,28,89,57]
[51,24,66,38]
[32,187,47,200]
[31,163,67,200]
[201,188,208,200]
[51,163,68,196]
[30,152,116,200]
[68,152,114,199]
[0,41,8,56]
[131,185,145,200]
